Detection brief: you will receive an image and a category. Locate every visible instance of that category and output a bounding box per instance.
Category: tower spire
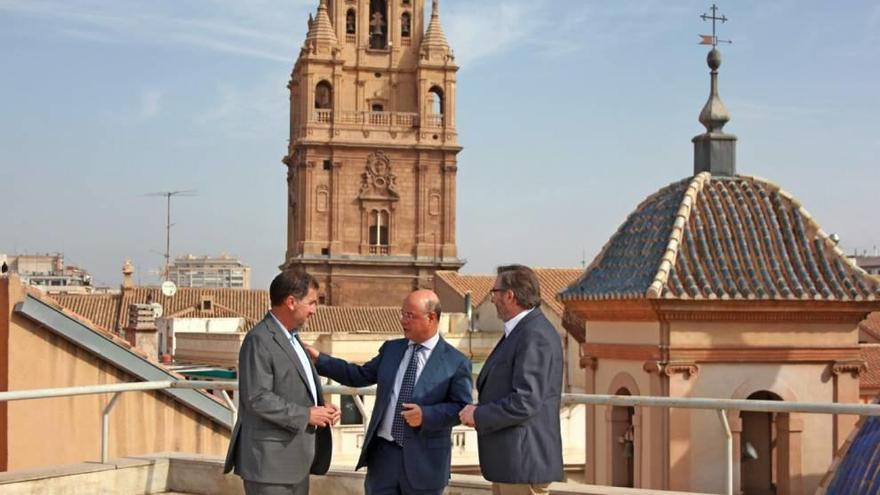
[692,4,736,177]
[421,0,453,62]
[303,0,338,54]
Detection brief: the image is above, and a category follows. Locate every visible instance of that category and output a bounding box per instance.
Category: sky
[1,0,878,290]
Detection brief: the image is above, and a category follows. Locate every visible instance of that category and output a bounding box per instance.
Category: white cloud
[440,0,690,68]
[193,74,289,140]
[443,1,541,67]
[0,0,302,63]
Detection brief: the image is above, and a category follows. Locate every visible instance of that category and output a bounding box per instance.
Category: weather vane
[699,4,732,47]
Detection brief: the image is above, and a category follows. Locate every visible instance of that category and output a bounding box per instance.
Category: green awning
[180,369,237,379]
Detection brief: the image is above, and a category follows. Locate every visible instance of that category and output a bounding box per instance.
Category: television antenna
[144,189,197,280]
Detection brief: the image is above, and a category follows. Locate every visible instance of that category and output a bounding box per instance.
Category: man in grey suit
[459,264,564,495]
[224,270,340,495]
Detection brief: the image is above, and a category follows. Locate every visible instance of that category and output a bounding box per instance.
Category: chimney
[692,48,737,176]
[125,303,158,361]
[122,258,135,291]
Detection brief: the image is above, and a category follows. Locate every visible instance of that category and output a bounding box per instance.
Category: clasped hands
[309,403,341,428]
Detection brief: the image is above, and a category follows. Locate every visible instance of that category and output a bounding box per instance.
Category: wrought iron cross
[699,4,732,46]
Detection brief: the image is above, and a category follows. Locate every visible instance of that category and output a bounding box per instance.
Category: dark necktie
[391,343,424,446]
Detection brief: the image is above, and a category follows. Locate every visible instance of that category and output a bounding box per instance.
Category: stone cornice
[584,343,860,364]
[564,298,877,324]
[669,346,861,363]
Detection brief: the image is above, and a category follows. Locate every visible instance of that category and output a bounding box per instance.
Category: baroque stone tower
[283,0,463,306]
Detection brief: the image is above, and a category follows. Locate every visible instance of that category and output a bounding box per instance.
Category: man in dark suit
[224,270,340,495]
[459,265,564,495]
[304,289,472,495]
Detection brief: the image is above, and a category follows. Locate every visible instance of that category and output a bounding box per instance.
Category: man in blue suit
[460,264,564,495]
[303,289,472,495]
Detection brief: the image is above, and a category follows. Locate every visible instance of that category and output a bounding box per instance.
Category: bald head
[408,289,441,319]
[400,289,442,343]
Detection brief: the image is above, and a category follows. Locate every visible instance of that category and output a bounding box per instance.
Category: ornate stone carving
[358,151,399,201]
[663,361,699,379]
[831,360,867,378]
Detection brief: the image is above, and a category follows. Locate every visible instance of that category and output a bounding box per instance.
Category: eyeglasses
[489,288,508,296]
[399,310,427,321]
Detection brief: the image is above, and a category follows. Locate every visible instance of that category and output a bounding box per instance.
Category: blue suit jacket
[315,336,472,490]
[474,308,564,483]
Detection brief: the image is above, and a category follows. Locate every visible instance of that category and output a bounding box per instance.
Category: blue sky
[1,0,878,289]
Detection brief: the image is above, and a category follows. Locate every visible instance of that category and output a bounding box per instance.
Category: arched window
[428,86,444,115]
[369,0,388,49]
[346,9,356,35]
[401,12,411,38]
[314,81,333,110]
[369,210,389,246]
[741,391,783,495]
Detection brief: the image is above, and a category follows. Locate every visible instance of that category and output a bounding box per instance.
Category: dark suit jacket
[474,308,564,483]
[315,336,472,491]
[224,314,332,485]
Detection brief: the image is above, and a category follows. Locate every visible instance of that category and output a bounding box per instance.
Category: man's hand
[325,402,341,425]
[309,405,341,427]
[459,404,477,427]
[302,343,320,362]
[401,403,422,427]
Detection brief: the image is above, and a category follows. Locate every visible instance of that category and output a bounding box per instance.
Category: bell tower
[283,0,463,306]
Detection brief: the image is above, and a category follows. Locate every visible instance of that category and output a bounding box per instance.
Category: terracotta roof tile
[36,289,226,408]
[561,173,880,302]
[121,288,269,330]
[860,313,880,343]
[53,288,270,333]
[51,293,120,334]
[861,344,880,390]
[533,268,583,317]
[434,271,496,303]
[304,306,402,333]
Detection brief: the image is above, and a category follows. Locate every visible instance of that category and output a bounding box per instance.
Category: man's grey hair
[496,264,541,309]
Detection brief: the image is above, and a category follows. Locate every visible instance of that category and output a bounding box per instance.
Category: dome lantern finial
[692,4,737,177]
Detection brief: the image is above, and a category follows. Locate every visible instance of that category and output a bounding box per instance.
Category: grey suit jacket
[474,308,564,483]
[223,314,332,485]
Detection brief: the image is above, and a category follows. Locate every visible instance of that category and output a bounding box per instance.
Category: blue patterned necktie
[391,344,424,446]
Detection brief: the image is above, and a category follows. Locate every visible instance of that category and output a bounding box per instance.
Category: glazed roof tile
[561,173,880,302]
[819,410,880,494]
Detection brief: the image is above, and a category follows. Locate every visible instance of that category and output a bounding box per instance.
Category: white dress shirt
[269,312,318,405]
[376,332,441,441]
[503,308,534,338]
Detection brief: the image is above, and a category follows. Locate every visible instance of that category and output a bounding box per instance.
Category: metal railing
[1,381,878,495]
